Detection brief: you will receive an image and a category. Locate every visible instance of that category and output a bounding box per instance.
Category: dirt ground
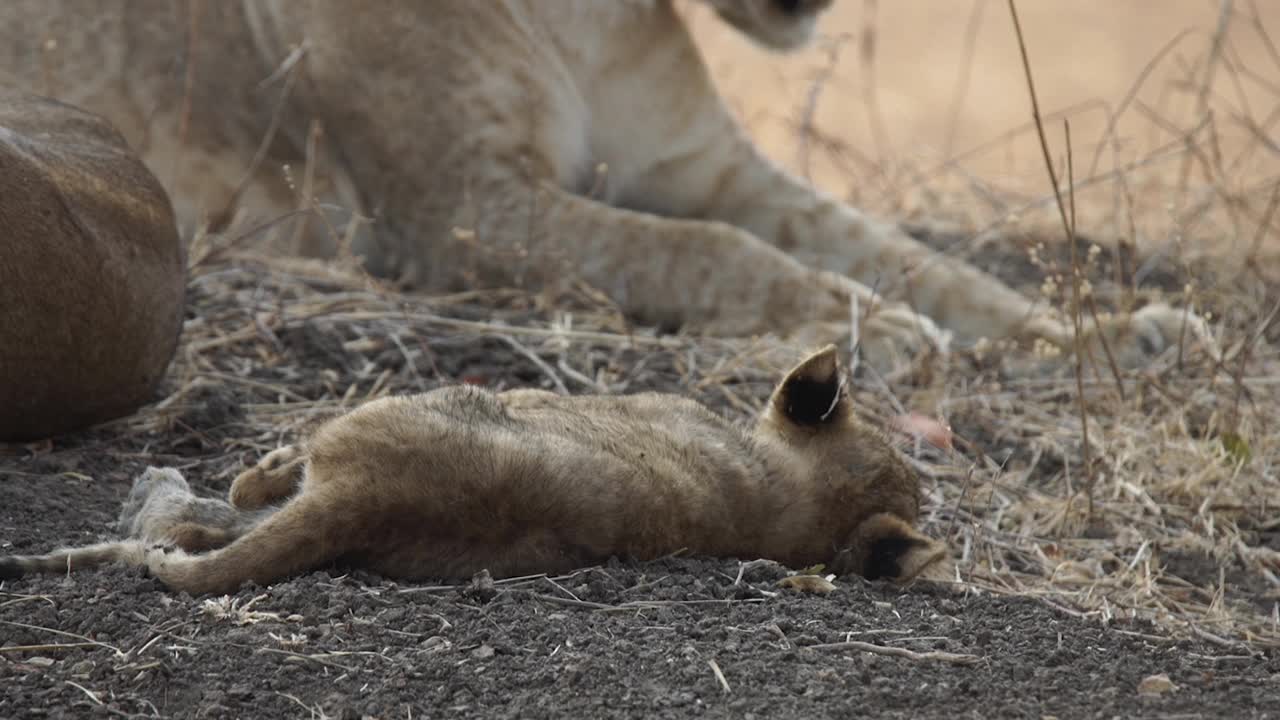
[2,550,1278,719]
[2,239,1278,719]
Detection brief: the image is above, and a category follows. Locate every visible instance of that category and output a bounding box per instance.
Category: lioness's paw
[1089,302,1218,367]
[789,304,951,373]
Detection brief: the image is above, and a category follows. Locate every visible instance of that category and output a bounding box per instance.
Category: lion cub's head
[700,0,835,51]
[757,344,948,583]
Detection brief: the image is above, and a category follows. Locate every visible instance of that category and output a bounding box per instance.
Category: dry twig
[806,639,983,666]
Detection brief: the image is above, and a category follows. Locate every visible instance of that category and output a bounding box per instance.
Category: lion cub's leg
[141,488,351,596]
[159,523,243,554]
[229,445,306,510]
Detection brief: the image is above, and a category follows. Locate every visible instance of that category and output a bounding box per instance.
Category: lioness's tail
[141,490,351,595]
[0,540,148,580]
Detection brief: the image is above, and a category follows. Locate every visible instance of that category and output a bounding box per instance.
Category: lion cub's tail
[1,491,352,595]
[0,540,149,580]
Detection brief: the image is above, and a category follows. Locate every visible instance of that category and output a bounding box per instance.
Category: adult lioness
[0,0,1209,367]
[0,345,947,595]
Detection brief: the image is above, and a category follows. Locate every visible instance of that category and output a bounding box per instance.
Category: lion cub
[0,346,945,595]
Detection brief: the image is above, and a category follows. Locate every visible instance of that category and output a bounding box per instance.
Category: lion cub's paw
[1089,302,1218,367]
[230,445,305,510]
[142,545,185,584]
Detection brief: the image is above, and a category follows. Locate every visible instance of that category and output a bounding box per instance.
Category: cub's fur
[0,89,184,441]
[0,346,947,595]
[0,0,1211,368]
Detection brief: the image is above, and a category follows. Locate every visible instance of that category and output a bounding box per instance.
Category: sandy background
[690,1,1279,250]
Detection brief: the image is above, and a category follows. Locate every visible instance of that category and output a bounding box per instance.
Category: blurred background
[687,0,1279,257]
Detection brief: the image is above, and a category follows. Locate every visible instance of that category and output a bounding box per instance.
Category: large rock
[0,90,185,441]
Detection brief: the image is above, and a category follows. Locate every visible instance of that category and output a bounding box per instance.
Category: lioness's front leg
[500,183,945,360]
[631,131,1212,365]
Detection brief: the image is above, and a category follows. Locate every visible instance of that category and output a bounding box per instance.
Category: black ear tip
[0,557,26,580]
[861,534,929,581]
[802,344,839,376]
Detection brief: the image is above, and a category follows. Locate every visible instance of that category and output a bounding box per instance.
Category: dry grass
[98,1,1280,654]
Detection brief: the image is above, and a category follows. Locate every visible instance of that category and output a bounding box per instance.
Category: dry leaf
[776,574,837,594]
[890,412,953,450]
[1137,673,1177,696]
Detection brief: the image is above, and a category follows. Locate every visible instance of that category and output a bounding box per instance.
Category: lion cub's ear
[770,344,847,426]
